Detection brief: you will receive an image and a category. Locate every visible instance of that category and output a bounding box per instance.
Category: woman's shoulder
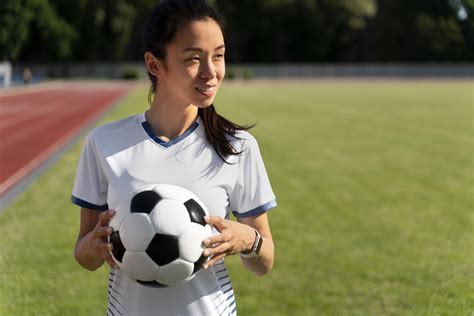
[88,113,143,140]
[230,129,259,152]
[230,129,256,142]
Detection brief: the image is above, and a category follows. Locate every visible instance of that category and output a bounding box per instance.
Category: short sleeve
[229,135,276,218]
[71,132,109,211]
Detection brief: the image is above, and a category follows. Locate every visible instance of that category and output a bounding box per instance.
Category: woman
[71,0,276,315]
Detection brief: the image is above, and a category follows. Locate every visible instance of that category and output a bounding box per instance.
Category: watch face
[255,233,263,255]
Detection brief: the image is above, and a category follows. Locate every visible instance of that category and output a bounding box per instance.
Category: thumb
[204,215,226,231]
[97,209,115,227]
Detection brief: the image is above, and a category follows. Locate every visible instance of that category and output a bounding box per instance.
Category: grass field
[0,79,472,315]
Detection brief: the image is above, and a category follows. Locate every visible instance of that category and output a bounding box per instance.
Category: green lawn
[0,79,472,315]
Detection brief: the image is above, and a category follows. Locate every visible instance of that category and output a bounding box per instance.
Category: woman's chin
[196,100,215,108]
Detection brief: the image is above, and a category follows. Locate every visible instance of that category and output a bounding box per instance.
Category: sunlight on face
[158,18,225,108]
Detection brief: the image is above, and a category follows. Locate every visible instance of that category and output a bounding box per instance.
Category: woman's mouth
[196,86,216,97]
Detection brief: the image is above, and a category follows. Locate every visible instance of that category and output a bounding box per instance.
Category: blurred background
[0,1,473,315]
[1,0,473,84]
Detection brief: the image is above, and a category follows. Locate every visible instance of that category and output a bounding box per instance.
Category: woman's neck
[146,98,198,142]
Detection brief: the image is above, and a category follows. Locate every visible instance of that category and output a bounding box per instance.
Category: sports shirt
[71,112,276,316]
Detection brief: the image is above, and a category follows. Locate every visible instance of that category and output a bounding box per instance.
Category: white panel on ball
[109,195,134,231]
[155,184,208,212]
[150,199,190,236]
[109,184,156,231]
[156,258,194,286]
[154,184,194,203]
[122,251,159,282]
[120,213,156,251]
[179,223,213,262]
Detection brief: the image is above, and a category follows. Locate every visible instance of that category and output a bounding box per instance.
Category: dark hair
[144,0,252,163]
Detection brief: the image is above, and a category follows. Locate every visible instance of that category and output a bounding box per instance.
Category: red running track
[0,81,136,196]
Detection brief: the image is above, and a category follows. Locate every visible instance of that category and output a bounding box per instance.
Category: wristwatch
[240,229,263,258]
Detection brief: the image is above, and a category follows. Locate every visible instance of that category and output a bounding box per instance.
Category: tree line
[1,0,473,63]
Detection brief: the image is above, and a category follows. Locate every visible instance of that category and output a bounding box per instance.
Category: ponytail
[198,105,253,163]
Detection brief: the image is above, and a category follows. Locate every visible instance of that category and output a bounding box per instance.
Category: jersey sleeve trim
[71,195,109,211]
[232,199,277,218]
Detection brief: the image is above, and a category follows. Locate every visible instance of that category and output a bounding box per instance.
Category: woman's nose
[200,60,217,79]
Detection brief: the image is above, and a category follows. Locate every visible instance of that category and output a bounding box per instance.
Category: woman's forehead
[170,18,224,51]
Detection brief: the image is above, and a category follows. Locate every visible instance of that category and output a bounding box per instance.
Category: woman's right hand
[75,209,119,270]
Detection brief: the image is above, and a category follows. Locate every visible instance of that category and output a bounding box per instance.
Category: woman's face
[156,18,225,108]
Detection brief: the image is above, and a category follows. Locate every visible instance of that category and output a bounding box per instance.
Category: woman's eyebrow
[182,44,225,53]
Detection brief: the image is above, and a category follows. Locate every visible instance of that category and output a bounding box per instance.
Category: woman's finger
[203,242,232,257]
[94,226,113,239]
[97,242,118,269]
[204,216,227,232]
[97,241,113,252]
[103,251,119,269]
[204,253,226,269]
[97,210,115,227]
[202,233,228,247]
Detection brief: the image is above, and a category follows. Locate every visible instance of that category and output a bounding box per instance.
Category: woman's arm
[74,208,118,271]
[237,213,274,276]
[203,212,274,276]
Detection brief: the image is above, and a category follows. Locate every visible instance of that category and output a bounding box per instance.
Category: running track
[0,81,136,197]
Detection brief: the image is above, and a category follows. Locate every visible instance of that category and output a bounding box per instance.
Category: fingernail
[203,264,208,270]
[203,250,210,256]
[203,239,210,246]
[204,216,210,221]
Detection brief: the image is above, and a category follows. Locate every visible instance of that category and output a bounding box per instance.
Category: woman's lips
[196,86,216,97]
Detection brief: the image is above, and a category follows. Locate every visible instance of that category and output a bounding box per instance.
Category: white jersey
[71,112,276,316]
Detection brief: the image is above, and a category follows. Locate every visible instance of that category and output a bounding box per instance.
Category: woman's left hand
[202,215,256,269]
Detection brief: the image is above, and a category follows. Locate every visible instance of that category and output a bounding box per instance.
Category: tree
[0,1,33,61]
[122,0,158,61]
[1,0,472,63]
[374,0,473,61]
[216,0,377,62]
[0,0,76,62]
[449,0,474,49]
[47,0,136,61]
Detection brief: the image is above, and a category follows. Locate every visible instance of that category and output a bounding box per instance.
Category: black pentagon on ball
[184,199,206,226]
[146,233,180,266]
[131,190,161,214]
[193,254,209,274]
[137,280,167,288]
[110,231,126,263]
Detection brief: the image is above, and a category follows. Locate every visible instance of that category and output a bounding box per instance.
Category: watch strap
[240,229,262,258]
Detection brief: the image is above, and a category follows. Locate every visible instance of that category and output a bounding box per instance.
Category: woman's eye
[214,54,224,60]
[186,57,200,63]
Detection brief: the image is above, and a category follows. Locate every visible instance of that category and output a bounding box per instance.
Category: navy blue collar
[142,119,200,148]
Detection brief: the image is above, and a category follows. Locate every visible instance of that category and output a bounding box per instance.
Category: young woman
[71,1,276,315]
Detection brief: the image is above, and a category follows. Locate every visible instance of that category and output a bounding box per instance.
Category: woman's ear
[144,52,162,77]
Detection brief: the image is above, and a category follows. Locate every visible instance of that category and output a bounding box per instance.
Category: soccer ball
[108,184,213,287]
